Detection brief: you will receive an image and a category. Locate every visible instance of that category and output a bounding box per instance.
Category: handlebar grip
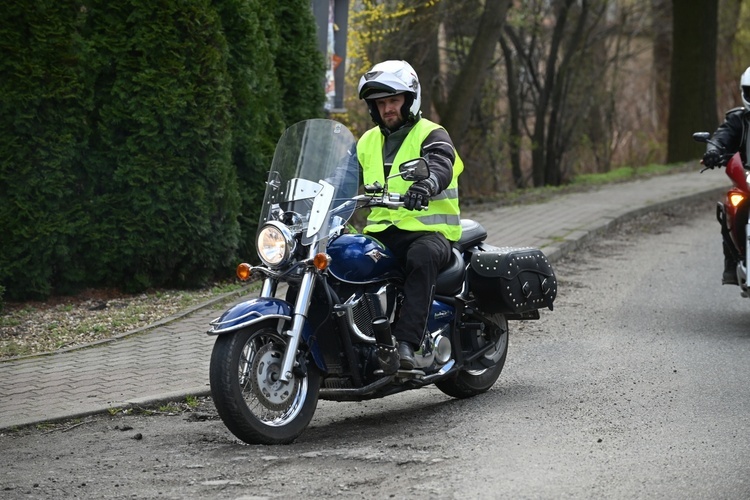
[355,193,427,210]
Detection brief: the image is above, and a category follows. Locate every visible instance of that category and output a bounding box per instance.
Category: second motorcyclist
[703,66,750,285]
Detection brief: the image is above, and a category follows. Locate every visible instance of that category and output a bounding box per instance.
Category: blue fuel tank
[327,233,402,284]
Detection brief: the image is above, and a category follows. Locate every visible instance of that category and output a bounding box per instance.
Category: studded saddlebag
[468,246,556,314]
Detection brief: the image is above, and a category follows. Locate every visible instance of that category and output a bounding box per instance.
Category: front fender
[207,297,325,371]
[208,297,293,334]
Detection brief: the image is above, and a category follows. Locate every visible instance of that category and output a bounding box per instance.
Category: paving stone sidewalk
[0,170,729,430]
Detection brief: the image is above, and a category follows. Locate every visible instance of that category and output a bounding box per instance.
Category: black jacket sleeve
[419,128,457,195]
[709,107,745,155]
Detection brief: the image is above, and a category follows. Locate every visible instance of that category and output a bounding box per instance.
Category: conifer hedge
[0,2,91,299]
[215,0,286,257]
[274,0,326,124]
[0,0,324,300]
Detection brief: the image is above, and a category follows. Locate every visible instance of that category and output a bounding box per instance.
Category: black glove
[403,181,432,211]
[702,150,722,168]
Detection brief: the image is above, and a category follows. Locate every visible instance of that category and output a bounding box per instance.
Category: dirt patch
[0,284,247,359]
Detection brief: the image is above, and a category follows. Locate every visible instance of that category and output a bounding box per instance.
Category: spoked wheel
[209,323,320,445]
[436,314,508,399]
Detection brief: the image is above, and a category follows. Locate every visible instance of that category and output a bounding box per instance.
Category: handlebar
[693,131,732,172]
[354,192,404,208]
[353,192,427,210]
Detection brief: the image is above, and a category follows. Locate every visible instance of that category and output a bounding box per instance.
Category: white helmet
[742,67,750,111]
[358,60,421,125]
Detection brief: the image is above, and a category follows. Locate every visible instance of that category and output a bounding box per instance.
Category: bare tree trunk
[358,0,447,120]
[666,0,718,163]
[717,0,741,112]
[500,34,524,188]
[651,0,672,137]
[389,0,442,120]
[544,1,588,186]
[440,0,512,149]
[530,0,575,187]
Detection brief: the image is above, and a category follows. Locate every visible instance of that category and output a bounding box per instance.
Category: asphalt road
[1,201,749,499]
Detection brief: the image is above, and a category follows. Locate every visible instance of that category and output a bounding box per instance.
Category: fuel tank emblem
[365,249,390,263]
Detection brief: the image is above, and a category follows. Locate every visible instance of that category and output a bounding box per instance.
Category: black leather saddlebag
[468,246,557,314]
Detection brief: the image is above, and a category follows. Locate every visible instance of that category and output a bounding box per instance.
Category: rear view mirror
[398,158,430,182]
[692,132,710,143]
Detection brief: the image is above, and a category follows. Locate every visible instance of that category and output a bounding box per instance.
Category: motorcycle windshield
[259,119,358,246]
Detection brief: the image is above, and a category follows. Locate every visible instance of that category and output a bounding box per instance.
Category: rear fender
[207,297,325,371]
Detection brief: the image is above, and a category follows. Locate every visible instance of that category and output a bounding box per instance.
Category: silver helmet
[741,66,750,111]
[358,60,421,124]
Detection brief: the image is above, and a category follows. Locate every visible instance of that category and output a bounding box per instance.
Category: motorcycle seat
[455,219,488,252]
[436,248,465,296]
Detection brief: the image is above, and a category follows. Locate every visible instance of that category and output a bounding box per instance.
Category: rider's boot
[397,341,416,370]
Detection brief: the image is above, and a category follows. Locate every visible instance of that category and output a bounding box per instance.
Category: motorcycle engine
[331,282,398,338]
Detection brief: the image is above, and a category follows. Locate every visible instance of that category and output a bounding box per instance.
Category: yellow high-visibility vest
[357,119,463,241]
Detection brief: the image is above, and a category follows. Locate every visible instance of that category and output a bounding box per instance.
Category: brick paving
[0,170,729,430]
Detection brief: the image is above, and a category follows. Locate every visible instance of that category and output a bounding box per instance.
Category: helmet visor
[358,71,414,100]
[363,89,406,100]
[743,86,750,104]
[360,80,405,100]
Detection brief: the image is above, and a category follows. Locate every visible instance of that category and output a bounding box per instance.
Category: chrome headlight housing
[256,221,295,268]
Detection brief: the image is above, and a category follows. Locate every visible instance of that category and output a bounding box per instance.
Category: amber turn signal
[730,193,745,207]
[236,263,252,281]
[313,253,330,270]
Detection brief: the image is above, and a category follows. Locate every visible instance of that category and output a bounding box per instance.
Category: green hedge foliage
[0,1,91,299]
[215,0,286,258]
[0,0,325,300]
[274,0,325,125]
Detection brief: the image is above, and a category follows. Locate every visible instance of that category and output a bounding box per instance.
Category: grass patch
[158,403,183,413]
[210,281,247,294]
[1,339,28,358]
[464,161,692,208]
[571,163,685,186]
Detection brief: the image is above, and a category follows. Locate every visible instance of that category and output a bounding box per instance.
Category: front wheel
[436,314,508,399]
[209,323,320,445]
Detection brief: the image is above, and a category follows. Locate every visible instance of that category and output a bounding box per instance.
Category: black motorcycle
[207,119,556,444]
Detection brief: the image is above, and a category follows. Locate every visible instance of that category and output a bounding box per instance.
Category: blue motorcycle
[207,119,556,445]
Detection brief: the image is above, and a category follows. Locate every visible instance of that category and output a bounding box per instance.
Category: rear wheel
[436,314,508,399]
[209,323,320,445]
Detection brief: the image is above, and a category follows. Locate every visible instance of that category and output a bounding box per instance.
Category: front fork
[268,246,321,383]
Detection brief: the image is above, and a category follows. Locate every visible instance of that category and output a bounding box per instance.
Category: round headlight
[256,221,295,268]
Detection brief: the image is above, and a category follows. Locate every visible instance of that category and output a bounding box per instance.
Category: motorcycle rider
[702,66,750,285]
[356,60,463,369]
